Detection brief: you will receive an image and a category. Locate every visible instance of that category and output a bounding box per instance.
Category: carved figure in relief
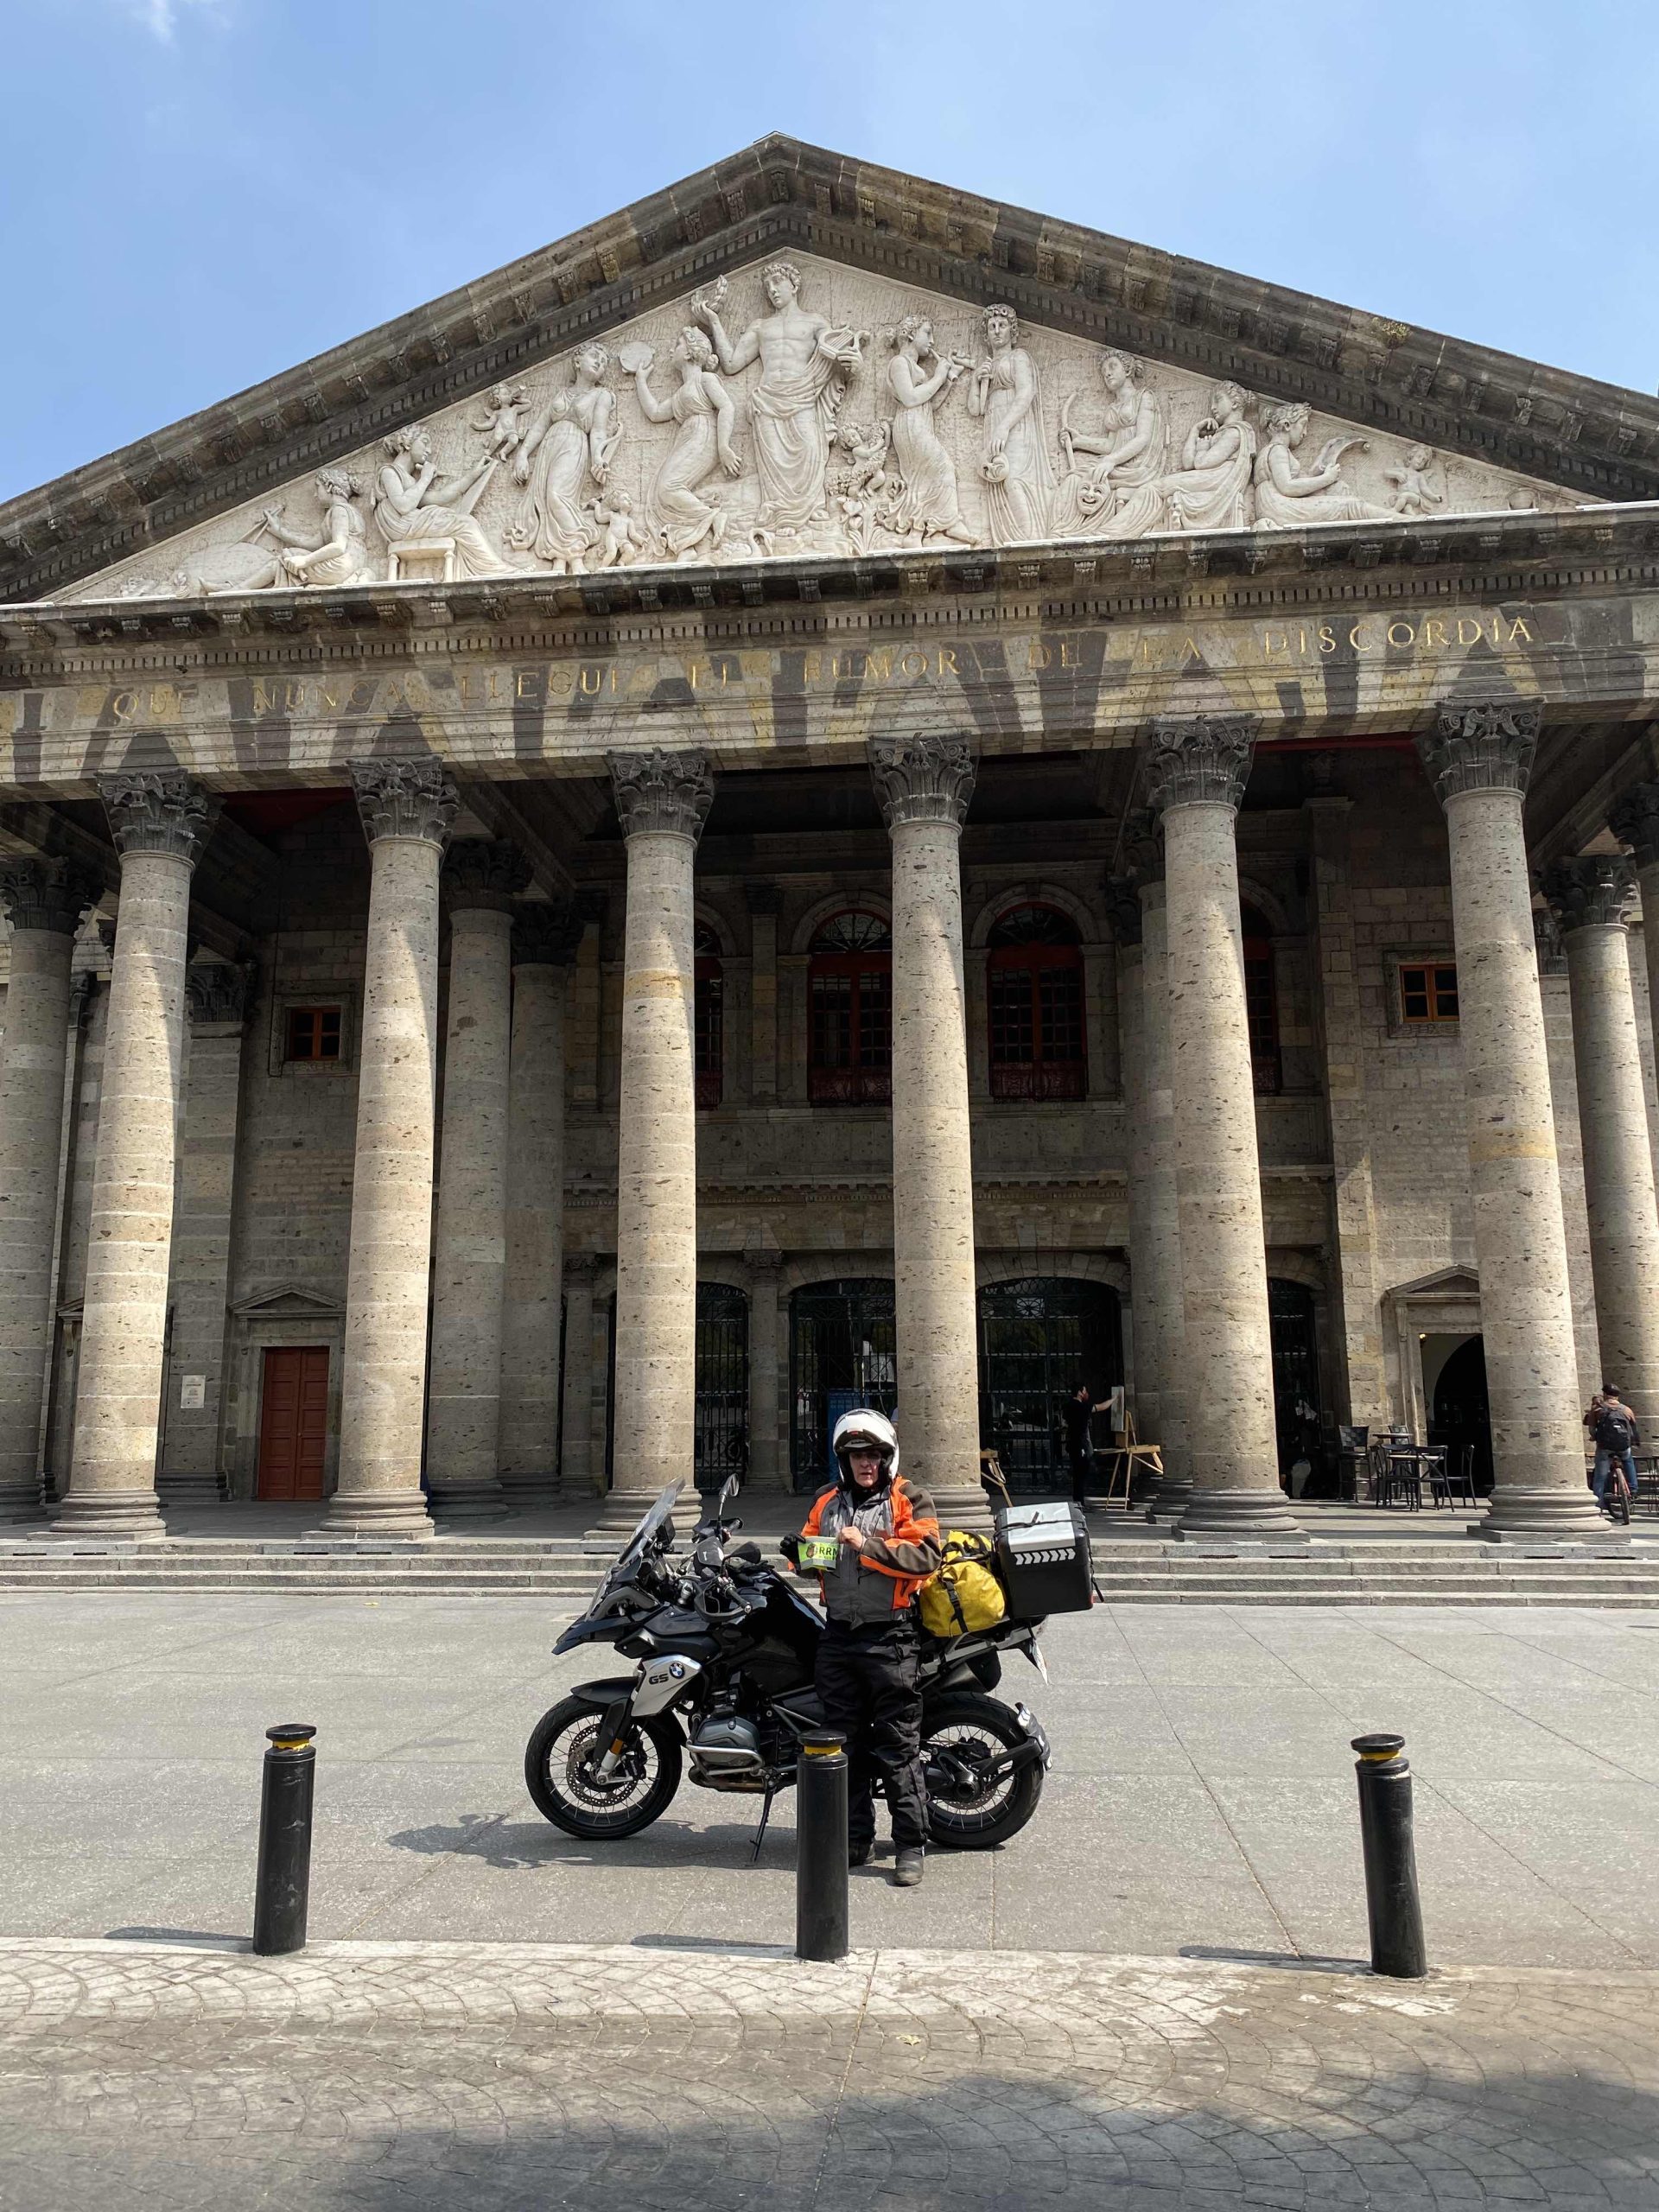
[884,315,975,545]
[1159,381,1258,532]
[1052,352,1169,541]
[471,382,531,460]
[695,261,865,532]
[508,343,618,572]
[1252,404,1395,528]
[627,328,741,561]
[254,470,372,588]
[375,427,516,578]
[584,488,651,569]
[836,420,893,499]
[969,305,1053,543]
[1386,443,1445,518]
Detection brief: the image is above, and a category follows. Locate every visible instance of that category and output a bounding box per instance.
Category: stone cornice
[1541,853,1637,933]
[5,135,1656,605]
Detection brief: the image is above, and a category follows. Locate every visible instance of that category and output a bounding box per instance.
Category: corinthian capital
[869,732,976,830]
[1142,716,1257,817]
[186,959,256,1026]
[442,838,532,913]
[1118,806,1165,887]
[1103,875,1143,948]
[1541,854,1637,934]
[607,749,714,843]
[1416,699,1541,805]
[1609,781,1659,868]
[511,901,582,967]
[97,772,219,865]
[350,758,459,849]
[0,857,103,936]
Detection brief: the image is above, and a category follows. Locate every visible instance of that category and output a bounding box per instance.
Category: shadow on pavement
[385,1809,780,1872]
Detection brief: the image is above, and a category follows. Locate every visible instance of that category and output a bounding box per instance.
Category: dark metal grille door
[695,1283,749,1492]
[1268,1278,1320,1473]
[789,1279,897,1491]
[977,1278,1122,1491]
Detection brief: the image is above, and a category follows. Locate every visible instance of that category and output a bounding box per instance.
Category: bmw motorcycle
[523,1479,1052,1852]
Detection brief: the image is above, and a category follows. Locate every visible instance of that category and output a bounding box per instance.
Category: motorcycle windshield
[598,1481,683,1597]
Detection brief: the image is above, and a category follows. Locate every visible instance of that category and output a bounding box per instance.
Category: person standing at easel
[1063,1382,1096,1507]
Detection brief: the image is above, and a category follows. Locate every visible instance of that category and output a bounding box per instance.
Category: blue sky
[4,0,1657,501]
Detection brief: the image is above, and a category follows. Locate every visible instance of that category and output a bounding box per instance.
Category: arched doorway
[978,1277,1122,1491]
[790,1278,897,1490]
[1430,1335,1492,1495]
[695,1282,748,1492]
[1268,1279,1321,1476]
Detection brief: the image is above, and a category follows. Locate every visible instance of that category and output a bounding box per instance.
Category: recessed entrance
[1427,1332,1493,1494]
[256,1345,330,1501]
[978,1277,1122,1491]
[790,1278,898,1490]
[695,1282,749,1491]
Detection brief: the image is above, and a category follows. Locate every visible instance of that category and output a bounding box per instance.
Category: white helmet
[832,1408,899,1490]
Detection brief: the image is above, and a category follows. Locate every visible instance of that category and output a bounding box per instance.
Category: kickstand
[749,1783,778,1866]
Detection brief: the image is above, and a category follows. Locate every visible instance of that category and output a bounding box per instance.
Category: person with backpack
[783,1409,942,1887]
[1586,1383,1640,1516]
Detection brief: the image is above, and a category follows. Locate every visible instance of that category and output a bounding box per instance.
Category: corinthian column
[0,860,101,1521]
[424,839,530,1519]
[599,747,711,1528]
[871,729,988,1529]
[325,760,456,1538]
[498,903,577,1505]
[54,774,218,1535]
[1541,855,1659,1439]
[1147,718,1300,1539]
[1418,702,1604,1536]
[1609,782,1659,1142]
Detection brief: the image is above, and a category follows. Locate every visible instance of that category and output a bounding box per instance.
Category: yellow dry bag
[918,1530,1008,1639]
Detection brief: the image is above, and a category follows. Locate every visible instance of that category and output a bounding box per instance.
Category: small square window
[1398,963,1459,1024]
[286,1007,343,1062]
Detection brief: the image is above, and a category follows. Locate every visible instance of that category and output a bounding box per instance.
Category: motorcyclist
[784,1409,942,1886]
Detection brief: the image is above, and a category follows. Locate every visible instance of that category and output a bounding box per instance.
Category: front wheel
[922,1693,1045,1851]
[524,1695,683,1840]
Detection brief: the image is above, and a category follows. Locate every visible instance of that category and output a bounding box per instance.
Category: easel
[1093,1408,1163,1512]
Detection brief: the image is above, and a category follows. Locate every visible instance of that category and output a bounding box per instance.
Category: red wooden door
[257,1346,330,1501]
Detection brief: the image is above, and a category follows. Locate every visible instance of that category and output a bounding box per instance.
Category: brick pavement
[1,1937,1656,2209]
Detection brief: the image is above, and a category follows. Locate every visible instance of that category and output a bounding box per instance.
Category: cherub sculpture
[584,487,652,569]
[472,381,531,460]
[1385,443,1445,518]
[836,419,893,499]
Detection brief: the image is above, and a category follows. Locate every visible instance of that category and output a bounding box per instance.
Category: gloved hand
[779,1535,802,1567]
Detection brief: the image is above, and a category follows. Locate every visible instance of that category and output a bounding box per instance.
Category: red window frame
[808,912,892,1106]
[1398,961,1459,1023]
[285,1006,342,1063]
[986,905,1087,1102]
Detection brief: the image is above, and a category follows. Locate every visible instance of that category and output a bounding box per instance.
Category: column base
[1477,1486,1622,1541]
[930,1485,995,1536]
[428,1479,512,1523]
[498,1471,559,1509]
[0,1479,46,1525]
[588,1488,685,1540]
[1172,1488,1309,1542]
[319,1491,435,1540]
[1146,1477,1192,1522]
[45,1490,166,1539]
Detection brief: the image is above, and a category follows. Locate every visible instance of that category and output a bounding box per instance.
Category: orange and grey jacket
[800,1475,942,1624]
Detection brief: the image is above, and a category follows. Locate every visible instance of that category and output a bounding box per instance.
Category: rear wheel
[524,1695,683,1840]
[921,1693,1044,1851]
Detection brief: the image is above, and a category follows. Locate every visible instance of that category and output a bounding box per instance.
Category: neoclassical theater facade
[3,137,1659,1541]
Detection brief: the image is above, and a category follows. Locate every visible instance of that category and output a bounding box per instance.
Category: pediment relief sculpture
[67,251,1581,605]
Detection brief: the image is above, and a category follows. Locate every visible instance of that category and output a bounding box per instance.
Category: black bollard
[1351,1732,1427,1979]
[796,1729,849,1963]
[253,1724,317,1956]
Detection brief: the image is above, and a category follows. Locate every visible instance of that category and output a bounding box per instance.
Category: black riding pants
[814,1616,930,1851]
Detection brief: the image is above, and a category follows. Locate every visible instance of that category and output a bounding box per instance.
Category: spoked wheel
[524,1695,683,1840]
[921,1693,1044,1851]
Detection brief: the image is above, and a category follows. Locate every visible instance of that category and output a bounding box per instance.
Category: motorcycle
[523,1478,1052,1853]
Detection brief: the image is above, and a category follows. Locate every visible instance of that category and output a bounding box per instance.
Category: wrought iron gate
[789,1278,898,1491]
[977,1277,1122,1491]
[694,1282,749,1491]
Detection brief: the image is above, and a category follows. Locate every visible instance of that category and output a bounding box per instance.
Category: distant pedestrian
[1063,1383,1095,1506]
[1586,1382,1640,1516]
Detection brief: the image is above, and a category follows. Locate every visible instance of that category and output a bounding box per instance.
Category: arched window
[694,923,723,1109]
[808,911,892,1106]
[987,904,1087,1101]
[1241,903,1281,1096]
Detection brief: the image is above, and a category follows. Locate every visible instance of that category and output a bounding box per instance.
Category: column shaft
[874,731,987,1526]
[1148,719,1300,1538]
[0,863,98,1519]
[499,914,571,1503]
[57,777,215,1535]
[602,748,710,1522]
[1421,703,1603,1535]
[1545,858,1659,1434]
[327,761,455,1536]
[558,1256,597,1496]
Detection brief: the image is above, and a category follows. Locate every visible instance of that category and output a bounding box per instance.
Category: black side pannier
[993,1499,1094,1618]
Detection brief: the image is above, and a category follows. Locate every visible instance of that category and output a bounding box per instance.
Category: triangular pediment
[5,135,1656,604]
[50,251,1583,604]
[1387,1266,1481,1302]
[230,1285,343,1320]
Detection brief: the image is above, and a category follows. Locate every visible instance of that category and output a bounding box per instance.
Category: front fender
[568,1675,640,1709]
